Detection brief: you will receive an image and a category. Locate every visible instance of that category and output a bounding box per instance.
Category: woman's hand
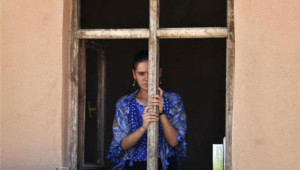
[142,106,159,129]
[121,106,159,150]
[149,87,164,114]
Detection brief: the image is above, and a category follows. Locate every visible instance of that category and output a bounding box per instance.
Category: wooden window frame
[77,40,106,169]
[67,0,235,169]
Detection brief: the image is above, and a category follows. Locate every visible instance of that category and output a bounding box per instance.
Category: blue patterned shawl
[107,90,187,170]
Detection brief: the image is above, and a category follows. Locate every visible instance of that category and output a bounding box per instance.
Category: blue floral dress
[107,90,187,170]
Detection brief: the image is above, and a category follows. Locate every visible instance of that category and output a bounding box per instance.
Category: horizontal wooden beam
[77,28,228,39]
[77,29,149,39]
[157,28,228,39]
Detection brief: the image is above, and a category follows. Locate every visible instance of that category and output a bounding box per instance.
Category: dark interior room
[80,1,226,169]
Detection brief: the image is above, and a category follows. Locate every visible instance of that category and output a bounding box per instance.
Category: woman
[107,51,187,170]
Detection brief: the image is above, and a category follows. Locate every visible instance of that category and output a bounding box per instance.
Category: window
[68,0,235,169]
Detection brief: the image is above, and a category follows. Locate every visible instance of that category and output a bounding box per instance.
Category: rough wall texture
[233,0,300,169]
[1,0,300,169]
[1,0,65,169]
[1,1,3,168]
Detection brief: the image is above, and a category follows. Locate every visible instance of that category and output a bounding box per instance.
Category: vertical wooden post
[97,49,106,165]
[69,0,80,169]
[147,0,160,170]
[78,40,86,169]
[226,0,235,170]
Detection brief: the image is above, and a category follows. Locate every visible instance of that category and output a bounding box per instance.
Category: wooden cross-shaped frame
[69,0,235,169]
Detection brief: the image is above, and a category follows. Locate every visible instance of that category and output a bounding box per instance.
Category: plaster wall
[1,0,300,169]
[1,0,3,168]
[1,0,66,169]
[233,0,300,169]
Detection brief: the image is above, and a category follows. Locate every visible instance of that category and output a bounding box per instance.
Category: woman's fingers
[144,114,158,120]
[143,116,158,124]
[150,98,162,102]
[143,107,156,116]
[145,106,151,111]
[145,115,159,122]
[143,111,159,118]
[158,87,163,97]
[149,96,164,110]
[142,112,159,128]
[149,96,163,105]
[143,106,151,114]
[149,101,160,106]
[151,95,163,100]
[144,113,158,117]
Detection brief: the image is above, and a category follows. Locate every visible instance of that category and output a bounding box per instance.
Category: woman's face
[132,61,148,91]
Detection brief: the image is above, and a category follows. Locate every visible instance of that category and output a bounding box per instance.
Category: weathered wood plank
[157,28,228,39]
[69,0,80,169]
[77,28,227,39]
[226,0,235,170]
[78,40,86,169]
[97,49,106,165]
[147,0,159,170]
[77,29,149,39]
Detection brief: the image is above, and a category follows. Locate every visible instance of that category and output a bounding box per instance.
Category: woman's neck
[136,89,148,104]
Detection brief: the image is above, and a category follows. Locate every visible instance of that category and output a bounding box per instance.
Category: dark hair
[132,50,148,70]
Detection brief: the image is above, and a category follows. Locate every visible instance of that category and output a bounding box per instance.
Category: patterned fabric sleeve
[106,97,130,164]
[169,93,187,158]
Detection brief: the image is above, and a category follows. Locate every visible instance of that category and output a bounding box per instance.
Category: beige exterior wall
[1,0,68,169]
[1,0,300,169]
[234,0,300,169]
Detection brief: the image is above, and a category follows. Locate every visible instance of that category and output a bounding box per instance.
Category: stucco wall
[233,0,300,169]
[1,0,65,169]
[1,0,300,169]
[1,1,3,168]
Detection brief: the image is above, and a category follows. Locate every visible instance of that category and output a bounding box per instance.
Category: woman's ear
[132,69,136,80]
